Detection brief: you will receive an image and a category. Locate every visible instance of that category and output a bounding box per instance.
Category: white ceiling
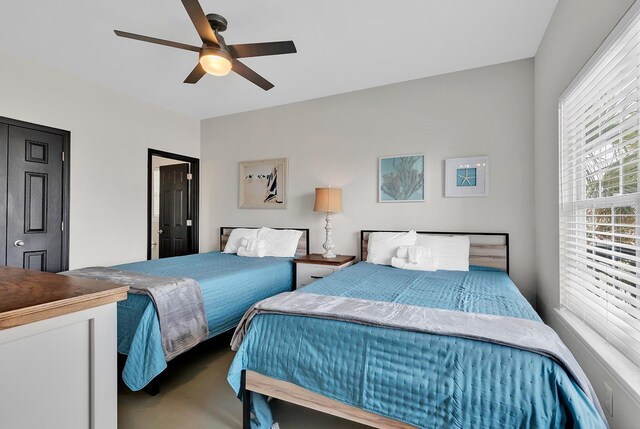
[0,1,557,119]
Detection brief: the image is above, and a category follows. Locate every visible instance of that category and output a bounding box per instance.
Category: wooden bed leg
[143,378,160,396]
[241,370,251,429]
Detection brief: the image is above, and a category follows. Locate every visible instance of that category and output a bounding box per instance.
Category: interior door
[159,163,190,258]
[5,125,64,272]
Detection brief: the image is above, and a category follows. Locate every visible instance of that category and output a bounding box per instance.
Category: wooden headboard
[220,227,310,258]
[360,230,509,273]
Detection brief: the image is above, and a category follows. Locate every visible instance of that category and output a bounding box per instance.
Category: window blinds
[559,7,640,367]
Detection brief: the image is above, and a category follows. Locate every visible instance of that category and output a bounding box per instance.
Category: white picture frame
[445,156,489,197]
[378,154,426,203]
[239,158,288,209]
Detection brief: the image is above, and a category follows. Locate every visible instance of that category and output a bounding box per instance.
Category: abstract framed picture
[378,154,426,202]
[239,158,288,209]
[445,156,489,197]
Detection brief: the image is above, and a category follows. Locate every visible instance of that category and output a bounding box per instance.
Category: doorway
[148,149,199,260]
[0,117,70,272]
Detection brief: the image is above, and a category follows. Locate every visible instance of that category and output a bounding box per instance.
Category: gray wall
[0,49,201,268]
[201,59,536,302]
[535,1,640,427]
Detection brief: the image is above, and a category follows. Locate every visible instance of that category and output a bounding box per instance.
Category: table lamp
[314,187,343,258]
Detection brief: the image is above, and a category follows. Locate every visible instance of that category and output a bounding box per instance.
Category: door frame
[0,116,71,270]
[147,149,200,260]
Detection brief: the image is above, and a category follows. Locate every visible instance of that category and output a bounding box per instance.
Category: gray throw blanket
[62,267,208,361]
[231,292,607,426]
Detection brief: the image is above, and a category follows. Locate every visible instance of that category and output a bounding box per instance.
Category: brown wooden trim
[294,254,355,266]
[0,266,128,330]
[246,371,416,429]
[0,290,127,330]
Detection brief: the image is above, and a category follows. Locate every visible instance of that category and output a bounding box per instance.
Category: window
[559,7,640,368]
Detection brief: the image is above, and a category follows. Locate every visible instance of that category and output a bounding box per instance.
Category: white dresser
[0,267,128,429]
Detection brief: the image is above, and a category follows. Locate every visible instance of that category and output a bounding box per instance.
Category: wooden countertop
[0,266,129,330]
[293,254,356,266]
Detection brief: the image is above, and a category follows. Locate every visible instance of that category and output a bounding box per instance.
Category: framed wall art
[445,156,489,197]
[239,158,288,209]
[378,154,426,202]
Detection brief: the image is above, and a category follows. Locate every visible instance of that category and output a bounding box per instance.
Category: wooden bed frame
[361,230,509,273]
[219,226,310,259]
[241,230,510,428]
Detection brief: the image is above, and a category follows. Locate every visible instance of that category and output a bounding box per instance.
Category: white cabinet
[0,266,127,429]
[294,254,355,289]
[0,304,119,429]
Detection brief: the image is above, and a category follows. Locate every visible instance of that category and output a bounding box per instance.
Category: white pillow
[261,228,303,257]
[416,234,470,271]
[366,231,417,265]
[223,228,260,254]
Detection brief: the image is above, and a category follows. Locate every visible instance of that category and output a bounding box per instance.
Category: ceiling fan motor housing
[206,13,228,32]
[200,45,231,61]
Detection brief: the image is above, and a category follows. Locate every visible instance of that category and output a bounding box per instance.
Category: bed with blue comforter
[115,252,294,391]
[228,262,606,429]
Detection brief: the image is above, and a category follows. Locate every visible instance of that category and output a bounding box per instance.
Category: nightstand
[293,254,356,289]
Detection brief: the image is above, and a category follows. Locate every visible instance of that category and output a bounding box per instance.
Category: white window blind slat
[562,236,640,265]
[562,112,639,160]
[564,250,640,285]
[562,163,640,188]
[563,260,640,304]
[563,113,638,164]
[563,68,639,135]
[564,267,640,315]
[562,287,640,364]
[563,22,640,113]
[559,5,640,369]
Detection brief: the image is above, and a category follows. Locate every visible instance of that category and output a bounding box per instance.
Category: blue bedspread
[228,263,606,429]
[115,252,293,391]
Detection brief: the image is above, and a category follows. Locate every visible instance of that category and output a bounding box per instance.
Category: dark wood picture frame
[0,116,71,271]
[147,149,200,260]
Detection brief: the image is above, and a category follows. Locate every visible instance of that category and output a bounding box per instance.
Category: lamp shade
[314,188,343,213]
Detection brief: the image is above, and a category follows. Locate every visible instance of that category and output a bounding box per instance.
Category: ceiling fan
[114,0,297,90]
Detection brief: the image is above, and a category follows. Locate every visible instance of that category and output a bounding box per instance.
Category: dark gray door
[5,125,64,272]
[159,163,190,258]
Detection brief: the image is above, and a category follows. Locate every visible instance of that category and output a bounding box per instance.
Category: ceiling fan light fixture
[114,1,296,89]
[199,47,232,76]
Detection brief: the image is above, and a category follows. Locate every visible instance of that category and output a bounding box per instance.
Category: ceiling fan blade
[227,41,297,58]
[181,0,219,46]
[114,30,201,53]
[184,63,207,84]
[231,59,274,91]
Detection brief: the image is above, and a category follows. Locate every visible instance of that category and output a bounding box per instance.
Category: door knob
[158,229,163,234]
[13,240,25,247]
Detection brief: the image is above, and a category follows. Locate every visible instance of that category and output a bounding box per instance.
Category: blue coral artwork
[379,154,426,202]
[456,168,477,187]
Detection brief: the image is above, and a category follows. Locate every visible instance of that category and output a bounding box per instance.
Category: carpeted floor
[118,332,365,429]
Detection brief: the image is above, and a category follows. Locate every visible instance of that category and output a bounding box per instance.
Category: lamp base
[322,212,336,259]
[322,250,337,259]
